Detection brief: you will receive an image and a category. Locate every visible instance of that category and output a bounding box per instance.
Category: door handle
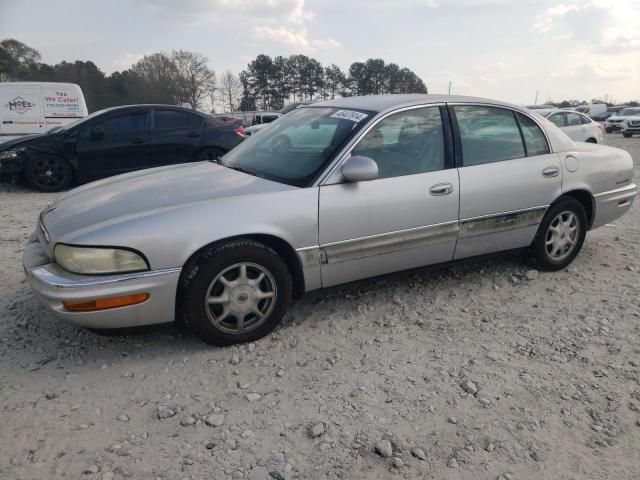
[542,166,559,178]
[186,131,201,138]
[429,183,454,196]
[131,137,145,144]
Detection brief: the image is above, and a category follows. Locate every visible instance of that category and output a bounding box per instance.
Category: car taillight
[597,123,604,132]
[234,126,246,138]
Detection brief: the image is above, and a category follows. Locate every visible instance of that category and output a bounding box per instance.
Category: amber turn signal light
[63,293,149,312]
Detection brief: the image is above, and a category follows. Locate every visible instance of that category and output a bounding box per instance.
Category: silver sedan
[23,95,637,345]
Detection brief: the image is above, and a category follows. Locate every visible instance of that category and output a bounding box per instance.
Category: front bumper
[0,152,26,178]
[23,234,181,329]
[605,123,624,131]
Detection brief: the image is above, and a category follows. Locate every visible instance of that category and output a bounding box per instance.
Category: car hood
[43,162,296,240]
[0,133,50,150]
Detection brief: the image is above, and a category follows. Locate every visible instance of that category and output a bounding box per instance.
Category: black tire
[585,138,597,143]
[196,147,225,162]
[622,132,632,138]
[180,239,292,346]
[24,154,73,192]
[528,197,587,271]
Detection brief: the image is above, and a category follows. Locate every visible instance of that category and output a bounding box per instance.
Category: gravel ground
[1,134,639,480]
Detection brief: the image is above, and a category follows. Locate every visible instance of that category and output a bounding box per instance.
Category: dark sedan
[0,105,245,191]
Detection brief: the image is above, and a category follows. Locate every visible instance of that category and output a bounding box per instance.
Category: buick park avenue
[23,95,636,345]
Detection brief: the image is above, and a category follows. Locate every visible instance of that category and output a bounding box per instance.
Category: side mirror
[341,155,378,183]
[90,125,105,140]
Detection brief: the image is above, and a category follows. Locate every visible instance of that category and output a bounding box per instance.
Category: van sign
[5,96,35,115]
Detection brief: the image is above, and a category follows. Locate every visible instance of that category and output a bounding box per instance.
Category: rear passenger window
[352,106,444,179]
[454,106,525,166]
[580,115,591,125]
[154,110,203,130]
[566,113,583,126]
[516,113,550,156]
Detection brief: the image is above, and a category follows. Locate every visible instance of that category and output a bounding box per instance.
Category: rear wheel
[180,239,292,346]
[24,154,73,192]
[585,137,597,143]
[622,132,633,138]
[528,197,587,271]
[196,147,225,162]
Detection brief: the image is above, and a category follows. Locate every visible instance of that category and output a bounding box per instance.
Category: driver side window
[352,107,444,179]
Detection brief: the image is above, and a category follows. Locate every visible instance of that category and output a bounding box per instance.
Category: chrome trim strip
[460,206,547,238]
[593,183,637,198]
[29,266,182,289]
[320,221,459,265]
[461,205,549,223]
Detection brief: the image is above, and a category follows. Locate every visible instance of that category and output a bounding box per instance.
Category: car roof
[309,94,532,115]
[97,104,208,115]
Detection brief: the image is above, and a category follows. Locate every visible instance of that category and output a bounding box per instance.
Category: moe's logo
[5,96,35,114]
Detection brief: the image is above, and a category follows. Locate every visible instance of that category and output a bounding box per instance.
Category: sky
[1,0,639,105]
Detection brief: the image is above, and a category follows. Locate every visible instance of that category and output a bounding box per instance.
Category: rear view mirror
[341,155,378,183]
[90,125,105,140]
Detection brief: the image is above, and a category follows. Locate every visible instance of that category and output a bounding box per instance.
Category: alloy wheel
[204,262,277,334]
[545,211,580,262]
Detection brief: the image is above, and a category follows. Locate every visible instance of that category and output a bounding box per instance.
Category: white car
[621,116,640,138]
[541,109,604,143]
[605,107,640,133]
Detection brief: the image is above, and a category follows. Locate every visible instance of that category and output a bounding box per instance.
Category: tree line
[237,54,428,111]
[0,39,428,113]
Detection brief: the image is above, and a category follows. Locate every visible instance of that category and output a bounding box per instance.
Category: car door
[318,105,460,287]
[76,109,150,179]
[565,112,588,141]
[146,109,204,166]
[452,104,562,260]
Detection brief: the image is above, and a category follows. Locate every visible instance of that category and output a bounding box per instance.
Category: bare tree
[172,50,215,110]
[218,70,242,112]
[130,53,179,104]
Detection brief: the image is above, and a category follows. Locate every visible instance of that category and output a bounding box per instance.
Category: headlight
[54,244,149,274]
[0,150,19,160]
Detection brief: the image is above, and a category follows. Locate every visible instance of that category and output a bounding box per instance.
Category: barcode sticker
[330,110,369,123]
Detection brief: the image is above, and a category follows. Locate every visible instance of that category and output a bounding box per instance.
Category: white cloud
[253,26,310,48]
[112,52,145,71]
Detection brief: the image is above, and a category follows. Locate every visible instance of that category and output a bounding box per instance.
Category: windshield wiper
[223,164,257,177]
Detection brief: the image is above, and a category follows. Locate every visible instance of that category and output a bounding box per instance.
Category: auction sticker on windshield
[330,110,368,123]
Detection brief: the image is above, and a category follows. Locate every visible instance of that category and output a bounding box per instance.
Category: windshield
[618,108,640,116]
[220,106,373,187]
[46,108,111,133]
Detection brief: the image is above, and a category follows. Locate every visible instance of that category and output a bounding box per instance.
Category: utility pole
[448,81,452,95]
[534,90,539,105]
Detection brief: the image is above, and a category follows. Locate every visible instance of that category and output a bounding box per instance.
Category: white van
[0,82,88,143]
[573,103,607,118]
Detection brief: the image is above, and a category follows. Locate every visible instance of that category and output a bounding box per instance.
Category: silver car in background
[23,95,636,345]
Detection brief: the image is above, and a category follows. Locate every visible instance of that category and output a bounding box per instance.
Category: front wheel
[180,239,292,346]
[528,197,587,271]
[24,154,73,192]
[622,132,633,138]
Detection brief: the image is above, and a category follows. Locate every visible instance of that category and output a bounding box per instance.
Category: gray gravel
[1,135,639,479]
